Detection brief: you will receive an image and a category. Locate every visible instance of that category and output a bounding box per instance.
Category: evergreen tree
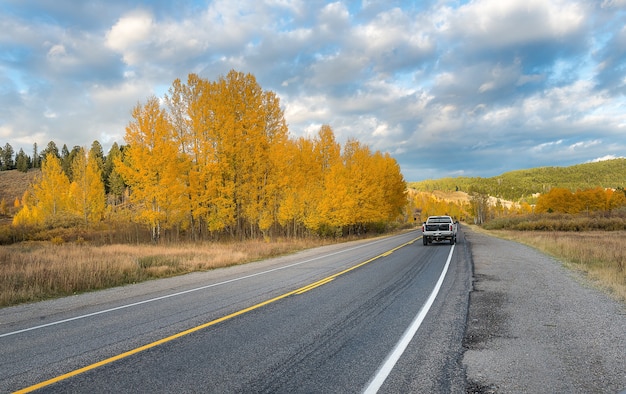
[89,140,105,184]
[104,142,126,201]
[15,148,30,172]
[32,142,39,169]
[40,141,60,161]
[2,143,14,170]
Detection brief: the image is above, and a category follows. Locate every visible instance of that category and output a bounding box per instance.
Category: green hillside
[408,158,626,202]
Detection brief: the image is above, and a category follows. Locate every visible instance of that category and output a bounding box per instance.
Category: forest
[3,71,408,243]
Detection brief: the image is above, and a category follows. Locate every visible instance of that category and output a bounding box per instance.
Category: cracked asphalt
[462,228,626,394]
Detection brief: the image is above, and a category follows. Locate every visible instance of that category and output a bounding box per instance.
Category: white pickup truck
[422,215,457,245]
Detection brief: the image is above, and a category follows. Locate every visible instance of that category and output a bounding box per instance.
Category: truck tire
[423,236,428,245]
[450,236,455,245]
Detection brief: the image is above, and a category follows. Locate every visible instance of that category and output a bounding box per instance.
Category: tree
[2,143,15,170]
[212,70,289,238]
[89,140,106,184]
[15,148,30,172]
[608,188,626,211]
[40,141,60,161]
[115,96,187,242]
[14,153,73,227]
[104,142,126,203]
[469,190,490,224]
[32,142,40,169]
[69,148,106,224]
[535,188,575,213]
[60,145,82,181]
[61,144,71,176]
[164,71,290,239]
[302,125,342,232]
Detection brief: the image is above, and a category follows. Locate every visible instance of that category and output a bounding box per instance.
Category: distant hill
[408,158,626,202]
[0,169,39,217]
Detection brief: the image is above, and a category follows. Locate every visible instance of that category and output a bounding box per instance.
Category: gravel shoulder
[462,228,626,393]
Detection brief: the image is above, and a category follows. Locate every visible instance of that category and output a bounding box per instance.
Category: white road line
[0,235,405,338]
[363,245,455,394]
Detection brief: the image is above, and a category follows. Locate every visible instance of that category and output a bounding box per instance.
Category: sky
[1,0,625,182]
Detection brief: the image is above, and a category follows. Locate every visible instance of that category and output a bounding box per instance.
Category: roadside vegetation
[0,237,338,307]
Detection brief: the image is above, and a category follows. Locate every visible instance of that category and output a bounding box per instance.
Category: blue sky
[1,0,625,181]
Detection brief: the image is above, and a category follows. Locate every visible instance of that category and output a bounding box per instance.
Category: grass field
[0,237,330,307]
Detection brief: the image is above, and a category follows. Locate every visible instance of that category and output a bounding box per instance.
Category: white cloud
[588,155,624,162]
[2,0,626,181]
[569,140,601,150]
[532,140,564,151]
[105,9,154,65]
[448,0,585,48]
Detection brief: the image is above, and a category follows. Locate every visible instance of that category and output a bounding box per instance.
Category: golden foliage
[11,70,408,240]
[535,187,624,214]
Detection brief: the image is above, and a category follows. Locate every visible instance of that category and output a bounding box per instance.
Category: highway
[0,229,472,393]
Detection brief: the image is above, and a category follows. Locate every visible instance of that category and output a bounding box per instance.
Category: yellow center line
[295,277,335,294]
[14,236,421,394]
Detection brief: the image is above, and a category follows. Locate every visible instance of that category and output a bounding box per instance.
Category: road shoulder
[463,228,626,393]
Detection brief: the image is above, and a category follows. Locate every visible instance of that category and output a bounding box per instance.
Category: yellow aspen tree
[210,70,288,238]
[115,96,187,242]
[199,75,238,235]
[166,75,203,238]
[69,148,106,224]
[276,137,315,236]
[32,153,71,223]
[343,140,379,226]
[608,188,626,211]
[258,89,290,236]
[13,190,38,226]
[576,187,606,213]
[535,188,574,213]
[374,152,407,222]
[317,158,350,232]
[304,125,342,232]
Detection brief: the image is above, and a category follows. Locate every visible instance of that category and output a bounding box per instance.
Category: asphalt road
[0,229,472,393]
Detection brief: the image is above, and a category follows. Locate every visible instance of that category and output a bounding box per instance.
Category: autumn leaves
[14,71,407,241]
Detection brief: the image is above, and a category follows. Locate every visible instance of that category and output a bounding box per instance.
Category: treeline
[535,187,626,214]
[11,70,407,242]
[0,142,38,172]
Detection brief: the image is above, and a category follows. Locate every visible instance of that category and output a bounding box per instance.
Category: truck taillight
[449,224,453,231]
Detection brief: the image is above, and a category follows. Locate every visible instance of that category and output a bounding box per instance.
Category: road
[0,229,472,393]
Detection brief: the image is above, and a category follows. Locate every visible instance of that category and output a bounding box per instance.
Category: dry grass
[489,230,626,303]
[0,238,330,307]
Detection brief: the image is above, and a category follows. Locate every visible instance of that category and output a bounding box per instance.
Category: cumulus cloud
[105,9,155,65]
[1,0,625,181]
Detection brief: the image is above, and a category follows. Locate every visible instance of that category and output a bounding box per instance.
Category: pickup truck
[422,215,457,245]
